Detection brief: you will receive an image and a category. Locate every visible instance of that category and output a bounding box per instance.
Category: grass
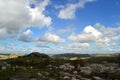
[0,69,31,80]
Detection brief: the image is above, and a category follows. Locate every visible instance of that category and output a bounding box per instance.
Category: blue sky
[0,0,120,54]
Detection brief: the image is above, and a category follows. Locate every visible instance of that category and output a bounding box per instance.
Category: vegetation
[0,52,120,80]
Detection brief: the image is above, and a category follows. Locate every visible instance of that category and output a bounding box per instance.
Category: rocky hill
[24,52,51,60]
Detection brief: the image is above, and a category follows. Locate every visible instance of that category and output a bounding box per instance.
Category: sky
[0,0,120,54]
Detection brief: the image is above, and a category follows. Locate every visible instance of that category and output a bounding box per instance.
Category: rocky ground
[0,52,120,80]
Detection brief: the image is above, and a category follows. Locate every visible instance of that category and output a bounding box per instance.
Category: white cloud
[29,0,52,27]
[0,0,52,39]
[69,43,90,49]
[55,5,64,9]
[58,4,77,19]
[96,37,110,47]
[58,42,90,53]
[69,25,111,48]
[18,29,33,42]
[58,26,75,34]
[18,31,65,44]
[29,8,51,27]
[83,25,111,47]
[23,29,33,36]
[69,33,96,43]
[94,23,120,40]
[0,28,7,39]
[37,33,65,43]
[69,25,102,43]
[58,0,95,19]
[0,0,30,34]
[83,25,102,38]
[111,35,120,40]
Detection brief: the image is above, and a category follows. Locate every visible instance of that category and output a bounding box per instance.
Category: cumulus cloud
[94,23,120,40]
[37,33,65,43]
[58,4,77,19]
[69,33,96,43]
[0,0,52,39]
[69,43,90,49]
[0,0,29,34]
[29,0,52,27]
[58,0,95,19]
[69,25,103,43]
[69,25,111,47]
[29,8,51,27]
[96,37,110,47]
[18,31,65,44]
[83,25,102,38]
[18,29,33,42]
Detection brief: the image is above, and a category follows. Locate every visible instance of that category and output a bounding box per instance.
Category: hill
[52,53,91,59]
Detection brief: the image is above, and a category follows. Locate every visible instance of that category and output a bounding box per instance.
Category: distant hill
[52,53,91,59]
